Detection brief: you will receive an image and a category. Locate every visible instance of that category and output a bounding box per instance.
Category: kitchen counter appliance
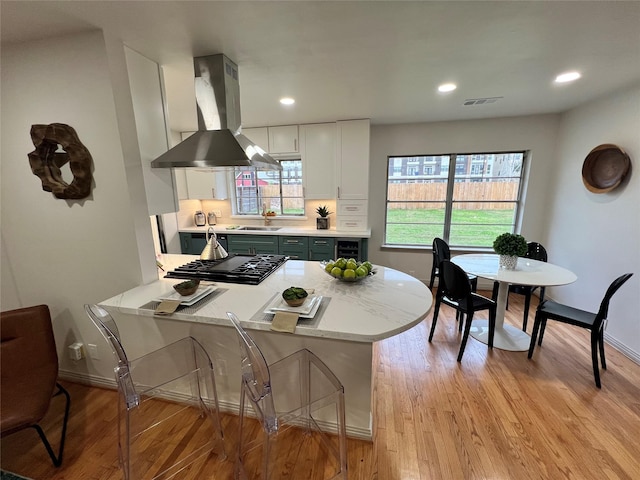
[164,254,288,285]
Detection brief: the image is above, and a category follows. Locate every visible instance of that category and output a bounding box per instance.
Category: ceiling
[2,1,640,133]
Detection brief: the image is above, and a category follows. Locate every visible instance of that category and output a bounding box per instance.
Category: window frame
[231,158,305,216]
[384,150,527,249]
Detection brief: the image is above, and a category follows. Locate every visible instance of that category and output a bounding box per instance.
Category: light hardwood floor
[2,292,640,479]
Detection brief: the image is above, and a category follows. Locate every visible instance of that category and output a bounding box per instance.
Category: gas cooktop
[164,254,288,285]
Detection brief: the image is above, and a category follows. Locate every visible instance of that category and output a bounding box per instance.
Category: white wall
[0,31,157,377]
[546,85,640,359]
[368,115,560,280]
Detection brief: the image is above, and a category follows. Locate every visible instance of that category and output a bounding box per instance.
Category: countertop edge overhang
[179,225,371,238]
[99,255,431,343]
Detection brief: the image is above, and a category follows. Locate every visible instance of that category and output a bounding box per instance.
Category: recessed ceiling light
[279,97,295,105]
[438,83,457,93]
[555,71,581,84]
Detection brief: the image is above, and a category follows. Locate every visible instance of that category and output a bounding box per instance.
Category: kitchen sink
[237,226,282,231]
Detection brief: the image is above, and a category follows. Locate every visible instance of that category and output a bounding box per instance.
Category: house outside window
[385,151,526,248]
[232,159,304,215]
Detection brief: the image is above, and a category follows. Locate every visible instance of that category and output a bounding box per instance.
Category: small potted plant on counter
[493,232,527,270]
[315,205,332,230]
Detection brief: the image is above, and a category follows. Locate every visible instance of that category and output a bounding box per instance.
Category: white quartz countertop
[100,255,431,343]
[179,224,371,238]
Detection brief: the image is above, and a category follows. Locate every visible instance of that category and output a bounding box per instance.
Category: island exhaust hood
[151,54,281,170]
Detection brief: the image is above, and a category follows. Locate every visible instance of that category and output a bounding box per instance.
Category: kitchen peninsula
[99,254,432,440]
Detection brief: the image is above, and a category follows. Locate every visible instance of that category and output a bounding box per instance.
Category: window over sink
[232,158,304,216]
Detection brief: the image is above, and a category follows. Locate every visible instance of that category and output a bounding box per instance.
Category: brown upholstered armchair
[1,304,70,466]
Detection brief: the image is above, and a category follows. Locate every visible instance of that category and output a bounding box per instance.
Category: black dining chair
[527,273,633,388]
[429,237,478,293]
[429,260,497,362]
[492,242,548,331]
[429,238,478,328]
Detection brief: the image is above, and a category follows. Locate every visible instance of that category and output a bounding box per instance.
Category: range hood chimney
[151,54,281,170]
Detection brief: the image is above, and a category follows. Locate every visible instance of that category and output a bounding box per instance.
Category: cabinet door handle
[290,255,299,259]
[294,138,297,151]
[337,186,341,199]
[315,241,328,245]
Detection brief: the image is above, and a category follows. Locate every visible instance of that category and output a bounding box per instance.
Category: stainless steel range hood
[151,54,281,170]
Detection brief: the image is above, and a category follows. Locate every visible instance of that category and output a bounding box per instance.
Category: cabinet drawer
[279,236,309,260]
[338,200,368,216]
[336,216,368,231]
[279,245,308,260]
[227,234,278,255]
[278,236,309,249]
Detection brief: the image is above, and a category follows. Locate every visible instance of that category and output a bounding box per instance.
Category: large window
[385,151,525,248]
[232,159,304,215]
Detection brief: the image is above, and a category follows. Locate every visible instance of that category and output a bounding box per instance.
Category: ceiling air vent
[463,97,503,106]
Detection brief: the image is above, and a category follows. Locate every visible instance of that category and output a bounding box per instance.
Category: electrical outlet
[87,343,99,360]
[213,210,222,217]
[68,342,84,361]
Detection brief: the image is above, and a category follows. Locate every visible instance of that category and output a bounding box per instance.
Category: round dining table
[451,253,577,351]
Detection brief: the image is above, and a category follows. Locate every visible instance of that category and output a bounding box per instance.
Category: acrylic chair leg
[301,353,311,433]
[337,392,348,479]
[236,388,247,480]
[262,433,272,480]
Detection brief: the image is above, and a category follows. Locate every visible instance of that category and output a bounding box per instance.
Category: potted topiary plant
[315,205,332,230]
[493,232,527,270]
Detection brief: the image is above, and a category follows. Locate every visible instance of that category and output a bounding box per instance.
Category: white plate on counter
[157,286,217,306]
[264,295,323,319]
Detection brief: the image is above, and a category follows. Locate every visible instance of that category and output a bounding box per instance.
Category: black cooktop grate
[164,254,288,285]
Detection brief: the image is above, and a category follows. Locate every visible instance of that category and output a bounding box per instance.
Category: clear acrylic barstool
[226,312,347,479]
[85,304,226,480]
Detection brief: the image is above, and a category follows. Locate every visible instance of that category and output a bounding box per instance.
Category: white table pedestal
[470,320,531,351]
[450,255,576,353]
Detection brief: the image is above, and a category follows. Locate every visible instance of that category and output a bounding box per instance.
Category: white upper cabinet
[124,46,179,214]
[336,119,370,200]
[300,123,336,199]
[184,169,228,200]
[242,127,269,153]
[268,125,299,154]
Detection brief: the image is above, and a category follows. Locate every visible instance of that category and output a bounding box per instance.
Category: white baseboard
[58,369,372,441]
[604,334,640,365]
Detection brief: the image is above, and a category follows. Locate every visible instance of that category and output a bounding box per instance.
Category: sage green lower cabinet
[227,234,279,255]
[308,237,336,261]
[179,232,207,255]
[180,232,366,260]
[278,236,309,260]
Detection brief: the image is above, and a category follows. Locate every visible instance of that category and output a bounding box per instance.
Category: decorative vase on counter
[499,254,518,270]
[316,217,329,230]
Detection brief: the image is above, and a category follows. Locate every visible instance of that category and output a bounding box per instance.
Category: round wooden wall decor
[28,123,93,199]
[581,144,630,194]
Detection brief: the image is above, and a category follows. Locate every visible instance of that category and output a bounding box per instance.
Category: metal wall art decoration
[28,123,93,199]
